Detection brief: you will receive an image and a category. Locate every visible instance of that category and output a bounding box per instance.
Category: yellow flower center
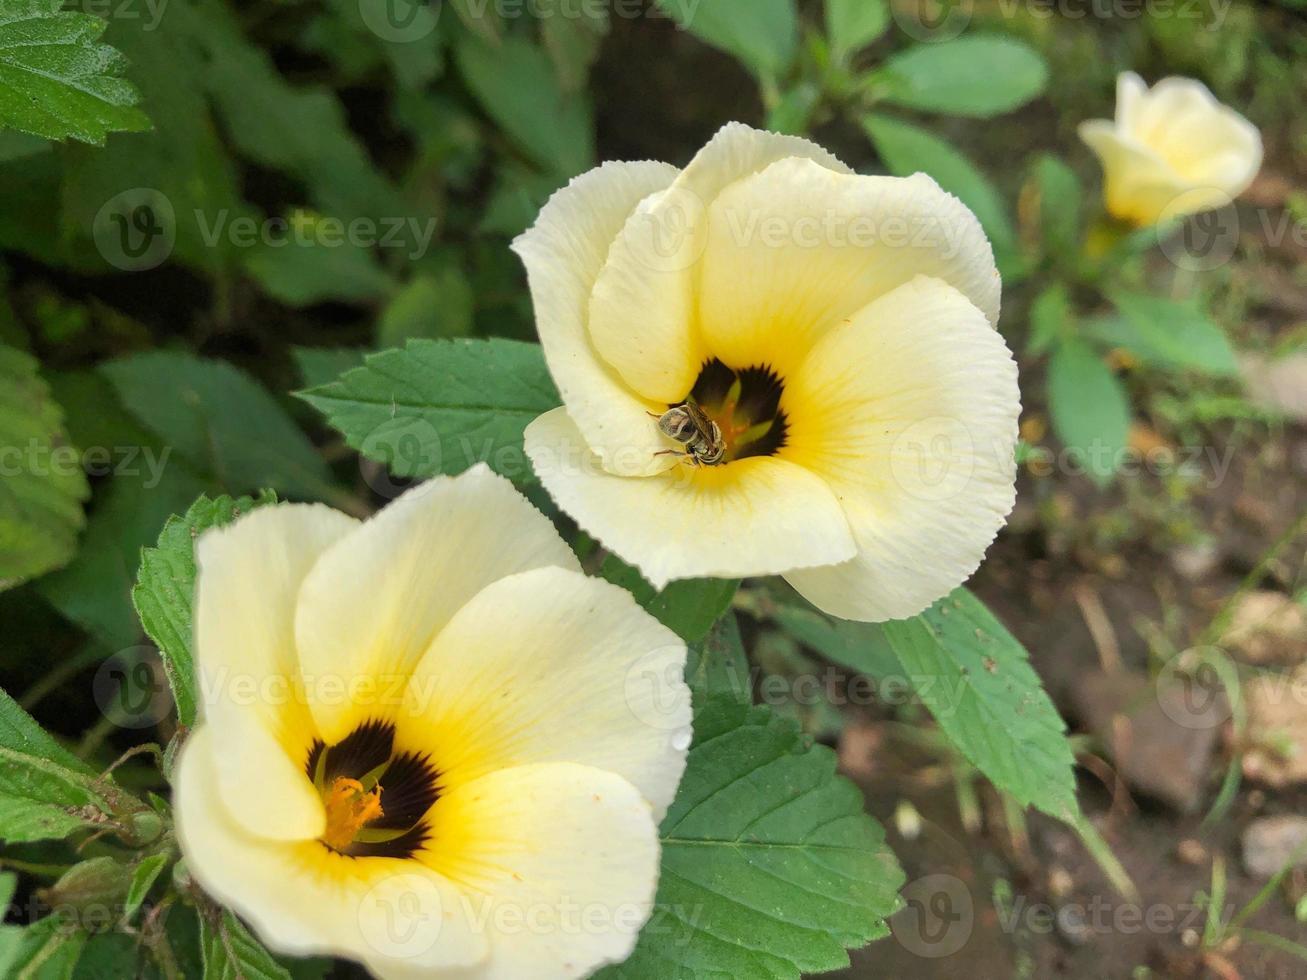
[321,777,384,852]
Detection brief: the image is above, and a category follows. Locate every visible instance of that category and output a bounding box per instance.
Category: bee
[653,401,726,465]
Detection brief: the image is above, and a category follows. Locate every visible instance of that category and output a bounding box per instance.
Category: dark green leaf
[772,601,900,680]
[0,344,89,589]
[133,493,276,729]
[292,348,367,390]
[122,853,170,923]
[881,589,1079,821]
[0,914,87,980]
[653,0,797,80]
[1047,336,1130,486]
[375,270,474,348]
[0,0,149,144]
[455,34,594,180]
[298,338,559,484]
[874,35,1048,117]
[100,352,336,502]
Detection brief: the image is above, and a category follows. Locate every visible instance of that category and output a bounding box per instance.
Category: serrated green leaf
[133,493,276,729]
[0,0,149,145]
[200,908,290,980]
[455,33,593,181]
[881,589,1078,821]
[599,554,739,645]
[298,338,560,484]
[861,113,1018,268]
[100,352,335,502]
[826,0,888,63]
[1047,336,1130,486]
[243,215,395,307]
[653,0,797,81]
[0,686,109,843]
[599,709,903,979]
[873,35,1048,117]
[0,344,89,589]
[1102,291,1240,376]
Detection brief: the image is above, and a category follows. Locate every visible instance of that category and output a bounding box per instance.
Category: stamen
[322,776,384,852]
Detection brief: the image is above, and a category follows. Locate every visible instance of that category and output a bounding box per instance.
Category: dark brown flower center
[682,358,788,463]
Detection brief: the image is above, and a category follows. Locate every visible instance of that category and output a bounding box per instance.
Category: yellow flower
[174,465,690,980]
[1079,72,1262,227]
[516,123,1020,622]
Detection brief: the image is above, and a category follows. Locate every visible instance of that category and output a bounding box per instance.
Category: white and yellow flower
[174,465,690,980]
[516,122,1020,623]
[1079,72,1262,227]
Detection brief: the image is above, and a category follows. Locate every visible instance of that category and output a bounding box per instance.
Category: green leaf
[598,709,903,979]
[873,35,1048,117]
[881,589,1079,821]
[861,113,1018,262]
[685,613,752,708]
[375,270,474,348]
[653,0,798,80]
[292,347,367,389]
[200,907,290,980]
[1101,291,1240,376]
[1047,336,1130,486]
[243,216,395,307]
[0,914,87,980]
[133,493,276,729]
[765,82,820,136]
[1033,154,1082,263]
[0,0,149,144]
[0,687,109,843]
[37,463,212,649]
[455,34,594,181]
[0,344,89,589]
[772,600,900,680]
[60,1,249,277]
[100,352,335,502]
[599,554,739,644]
[298,338,560,484]
[826,0,889,63]
[1027,283,1072,357]
[122,853,170,922]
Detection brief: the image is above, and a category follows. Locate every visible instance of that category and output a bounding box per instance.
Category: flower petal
[697,158,1001,380]
[780,276,1019,622]
[415,762,660,980]
[512,162,680,476]
[586,122,852,404]
[397,566,689,820]
[194,503,359,841]
[1078,119,1186,225]
[174,725,488,972]
[294,466,579,745]
[525,407,855,588]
